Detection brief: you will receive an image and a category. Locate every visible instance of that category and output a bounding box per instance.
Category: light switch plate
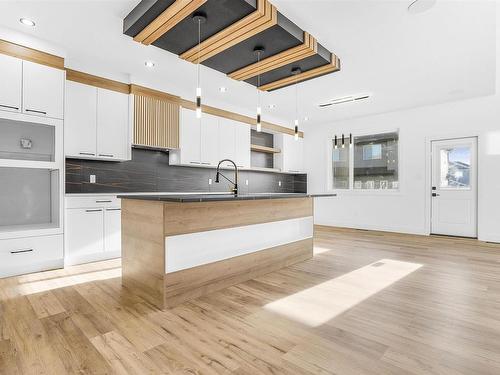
[90,175,96,184]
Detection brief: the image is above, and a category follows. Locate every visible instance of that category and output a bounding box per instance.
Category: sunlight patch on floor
[313,246,333,255]
[264,259,422,327]
[17,267,122,295]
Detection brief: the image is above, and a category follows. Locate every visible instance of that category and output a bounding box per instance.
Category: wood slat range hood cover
[123,0,340,91]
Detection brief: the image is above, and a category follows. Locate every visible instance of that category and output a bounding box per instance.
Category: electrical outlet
[278,181,282,187]
[245,179,249,186]
[90,175,96,184]
[208,178,213,185]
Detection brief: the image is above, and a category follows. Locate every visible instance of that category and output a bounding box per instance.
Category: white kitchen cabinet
[65,196,122,266]
[0,54,22,113]
[64,81,130,161]
[218,118,236,168]
[104,207,121,253]
[174,107,201,165]
[65,80,97,157]
[234,122,251,168]
[97,88,129,160]
[22,61,64,119]
[200,114,219,166]
[65,208,105,260]
[275,134,304,173]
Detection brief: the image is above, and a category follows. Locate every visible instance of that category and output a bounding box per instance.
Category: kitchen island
[119,193,333,309]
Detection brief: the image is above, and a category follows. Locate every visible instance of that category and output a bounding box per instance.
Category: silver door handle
[0,104,19,110]
[25,109,47,115]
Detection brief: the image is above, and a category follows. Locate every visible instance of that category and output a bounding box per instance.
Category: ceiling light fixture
[408,0,437,14]
[254,46,264,132]
[19,18,35,27]
[219,87,227,93]
[268,104,276,110]
[193,12,206,119]
[292,67,301,141]
[144,61,155,68]
[319,93,371,108]
[304,116,309,122]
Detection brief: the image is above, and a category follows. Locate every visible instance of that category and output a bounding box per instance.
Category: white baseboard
[0,259,64,279]
[314,221,428,236]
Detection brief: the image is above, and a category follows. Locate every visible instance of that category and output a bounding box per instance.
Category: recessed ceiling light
[304,116,309,122]
[19,18,35,27]
[268,104,276,109]
[144,61,155,68]
[219,87,227,93]
[408,0,436,14]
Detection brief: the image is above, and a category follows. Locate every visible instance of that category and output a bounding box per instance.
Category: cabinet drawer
[0,234,63,270]
[65,195,121,209]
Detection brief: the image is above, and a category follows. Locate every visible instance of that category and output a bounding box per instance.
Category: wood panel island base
[119,194,318,309]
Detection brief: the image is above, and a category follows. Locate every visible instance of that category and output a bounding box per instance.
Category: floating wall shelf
[123,0,340,91]
[251,144,281,154]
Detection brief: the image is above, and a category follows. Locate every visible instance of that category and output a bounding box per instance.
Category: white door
[218,118,236,167]
[96,88,129,160]
[65,81,97,157]
[431,137,477,237]
[0,54,22,113]
[65,208,104,258]
[179,108,201,165]
[234,122,251,168]
[22,61,64,119]
[104,208,121,253]
[200,114,219,166]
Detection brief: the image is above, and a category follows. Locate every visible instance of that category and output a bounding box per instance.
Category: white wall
[306,7,500,243]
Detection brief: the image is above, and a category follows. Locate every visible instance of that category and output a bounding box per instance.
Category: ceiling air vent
[319,94,371,108]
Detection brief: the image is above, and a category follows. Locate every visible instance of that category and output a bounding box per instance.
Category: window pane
[353,132,399,189]
[439,147,471,189]
[332,142,350,189]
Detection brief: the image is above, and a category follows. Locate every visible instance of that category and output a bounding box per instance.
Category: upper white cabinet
[22,61,64,119]
[170,108,251,169]
[0,55,22,113]
[65,81,97,157]
[97,88,129,160]
[65,80,130,161]
[275,134,304,173]
[234,122,251,169]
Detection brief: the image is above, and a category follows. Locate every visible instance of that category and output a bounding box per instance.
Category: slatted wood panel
[134,95,179,149]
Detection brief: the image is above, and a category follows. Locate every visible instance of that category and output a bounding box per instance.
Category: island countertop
[117,193,336,203]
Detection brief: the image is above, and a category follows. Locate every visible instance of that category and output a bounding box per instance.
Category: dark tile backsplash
[66,148,307,194]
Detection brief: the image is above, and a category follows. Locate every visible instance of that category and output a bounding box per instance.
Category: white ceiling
[0,0,496,131]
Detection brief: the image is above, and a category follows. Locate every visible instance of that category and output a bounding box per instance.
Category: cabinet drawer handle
[106,208,121,211]
[79,152,96,156]
[95,200,112,203]
[189,161,201,164]
[85,209,102,213]
[10,248,33,254]
[0,104,19,110]
[200,162,211,165]
[25,109,47,115]
[98,154,114,158]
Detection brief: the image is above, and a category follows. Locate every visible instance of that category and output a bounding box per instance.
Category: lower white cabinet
[65,196,121,265]
[0,234,63,278]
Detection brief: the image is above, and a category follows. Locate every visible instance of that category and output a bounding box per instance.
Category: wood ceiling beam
[258,54,341,92]
[228,33,318,81]
[134,0,207,46]
[180,0,278,64]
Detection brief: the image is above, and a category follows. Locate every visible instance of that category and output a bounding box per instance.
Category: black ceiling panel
[152,0,257,55]
[124,0,176,37]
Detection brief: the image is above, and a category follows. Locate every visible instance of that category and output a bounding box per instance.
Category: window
[440,147,471,189]
[331,131,399,190]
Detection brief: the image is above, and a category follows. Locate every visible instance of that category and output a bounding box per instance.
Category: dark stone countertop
[117,193,336,203]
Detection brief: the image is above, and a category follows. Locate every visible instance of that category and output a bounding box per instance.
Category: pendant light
[334,135,338,149]
[292,67,301,141]
[193,12,206,119]
[254,47,264,132]
[341,133,345,148]
[349,133,353,147]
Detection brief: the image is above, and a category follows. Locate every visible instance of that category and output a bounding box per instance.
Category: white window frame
[326,128,401,195]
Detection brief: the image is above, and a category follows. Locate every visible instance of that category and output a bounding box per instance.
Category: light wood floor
[2,226,500,374]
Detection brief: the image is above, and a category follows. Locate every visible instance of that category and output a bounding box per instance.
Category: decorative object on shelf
[193,12,206,119]
[20,138,33,149]
[292,67,301,141]
[254,46,264,132]
[124,0,340,91]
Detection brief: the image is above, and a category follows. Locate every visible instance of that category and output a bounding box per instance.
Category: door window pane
[354,132,399,189]
[440,147,471,189]
[332,143,350,189]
